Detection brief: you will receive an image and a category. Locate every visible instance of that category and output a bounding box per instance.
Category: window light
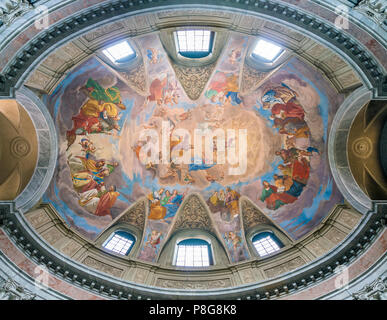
[102,41,135,63]
[103,231,135,255]
[252,39,283,62]
[175,30,214,58]
[252,232,282,257]
[174,238,213,267]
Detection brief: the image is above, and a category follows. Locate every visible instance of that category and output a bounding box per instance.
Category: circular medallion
[10,136,31,158]
[352,137,372,159]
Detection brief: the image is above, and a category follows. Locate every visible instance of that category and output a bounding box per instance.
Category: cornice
[0,200,385,299]
[0,1,386,98]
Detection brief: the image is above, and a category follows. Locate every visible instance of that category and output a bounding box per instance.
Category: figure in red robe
[271,101,305,120]
[260,181,297,210]
[292,157,310,184]
[95,186,120,217]
[147,77,168,106]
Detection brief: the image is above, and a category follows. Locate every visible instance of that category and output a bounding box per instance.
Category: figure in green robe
[160,190,171,206]
[260,180,286,210]
[85,78,121,104]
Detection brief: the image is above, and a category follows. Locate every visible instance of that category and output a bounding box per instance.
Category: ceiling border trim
[0,1,386,98]
[0,199,385,299]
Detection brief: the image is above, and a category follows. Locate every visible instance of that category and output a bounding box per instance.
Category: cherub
[229,48,242,65]
[145,230,162,248]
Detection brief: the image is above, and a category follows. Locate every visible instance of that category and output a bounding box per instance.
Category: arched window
[252,232,283,257]
[103,231,135,256]
[102,40,136,64]
[174,29,215,59]
[174,238,213,267]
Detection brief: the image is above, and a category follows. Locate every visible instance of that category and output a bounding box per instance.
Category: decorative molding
[82,256,124,278]
[115,199,146,231]
[0,199,386,299]
[120,60,147,96]
[240,63,276,95]
[0,278,36,300]
[352,276,387,300]
[354,0,387,27]
[0,1,386,301]
[0,0,32,27]
[170,194,217,235]
[155,278,232,289]
[240,198,272,231]
[0,1,385,97]
[170,61,217,101]
[264,256,306,279]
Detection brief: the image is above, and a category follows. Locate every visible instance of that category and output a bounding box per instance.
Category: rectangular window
[175,30,214,58]
[104,234,134,255]
[175,244,210,267]
[253,236,281,257]
[252,39,283,62]
[102,41,135,63]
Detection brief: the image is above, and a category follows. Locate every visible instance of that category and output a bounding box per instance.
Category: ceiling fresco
[42,32,344,263]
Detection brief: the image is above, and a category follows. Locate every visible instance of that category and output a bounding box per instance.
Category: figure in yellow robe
[147,190,167,220]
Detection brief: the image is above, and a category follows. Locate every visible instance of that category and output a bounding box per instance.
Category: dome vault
[0,1,386,300]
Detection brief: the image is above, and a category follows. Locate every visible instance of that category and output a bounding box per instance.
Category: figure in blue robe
[286,180,306,198]
[163,192,184,219]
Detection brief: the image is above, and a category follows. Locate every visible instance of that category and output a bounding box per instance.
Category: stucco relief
[172,195,216,233]
[133,268,148,284]
[171,62,217,101]
[240,199,272,231]
[155,278,232,289]
[26,209,51,229]
[83,22,127,43]
[60,240,82,258]
[337,209,361,229]
[352,276,387,300]
[240,63,275,95]
[42,227,63,246]
[264,256,306,278]
[323,227,347,245]
[82,256,123,278]
[0,278,35,300]
[115,199,146,231]
[305,238,331,257]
